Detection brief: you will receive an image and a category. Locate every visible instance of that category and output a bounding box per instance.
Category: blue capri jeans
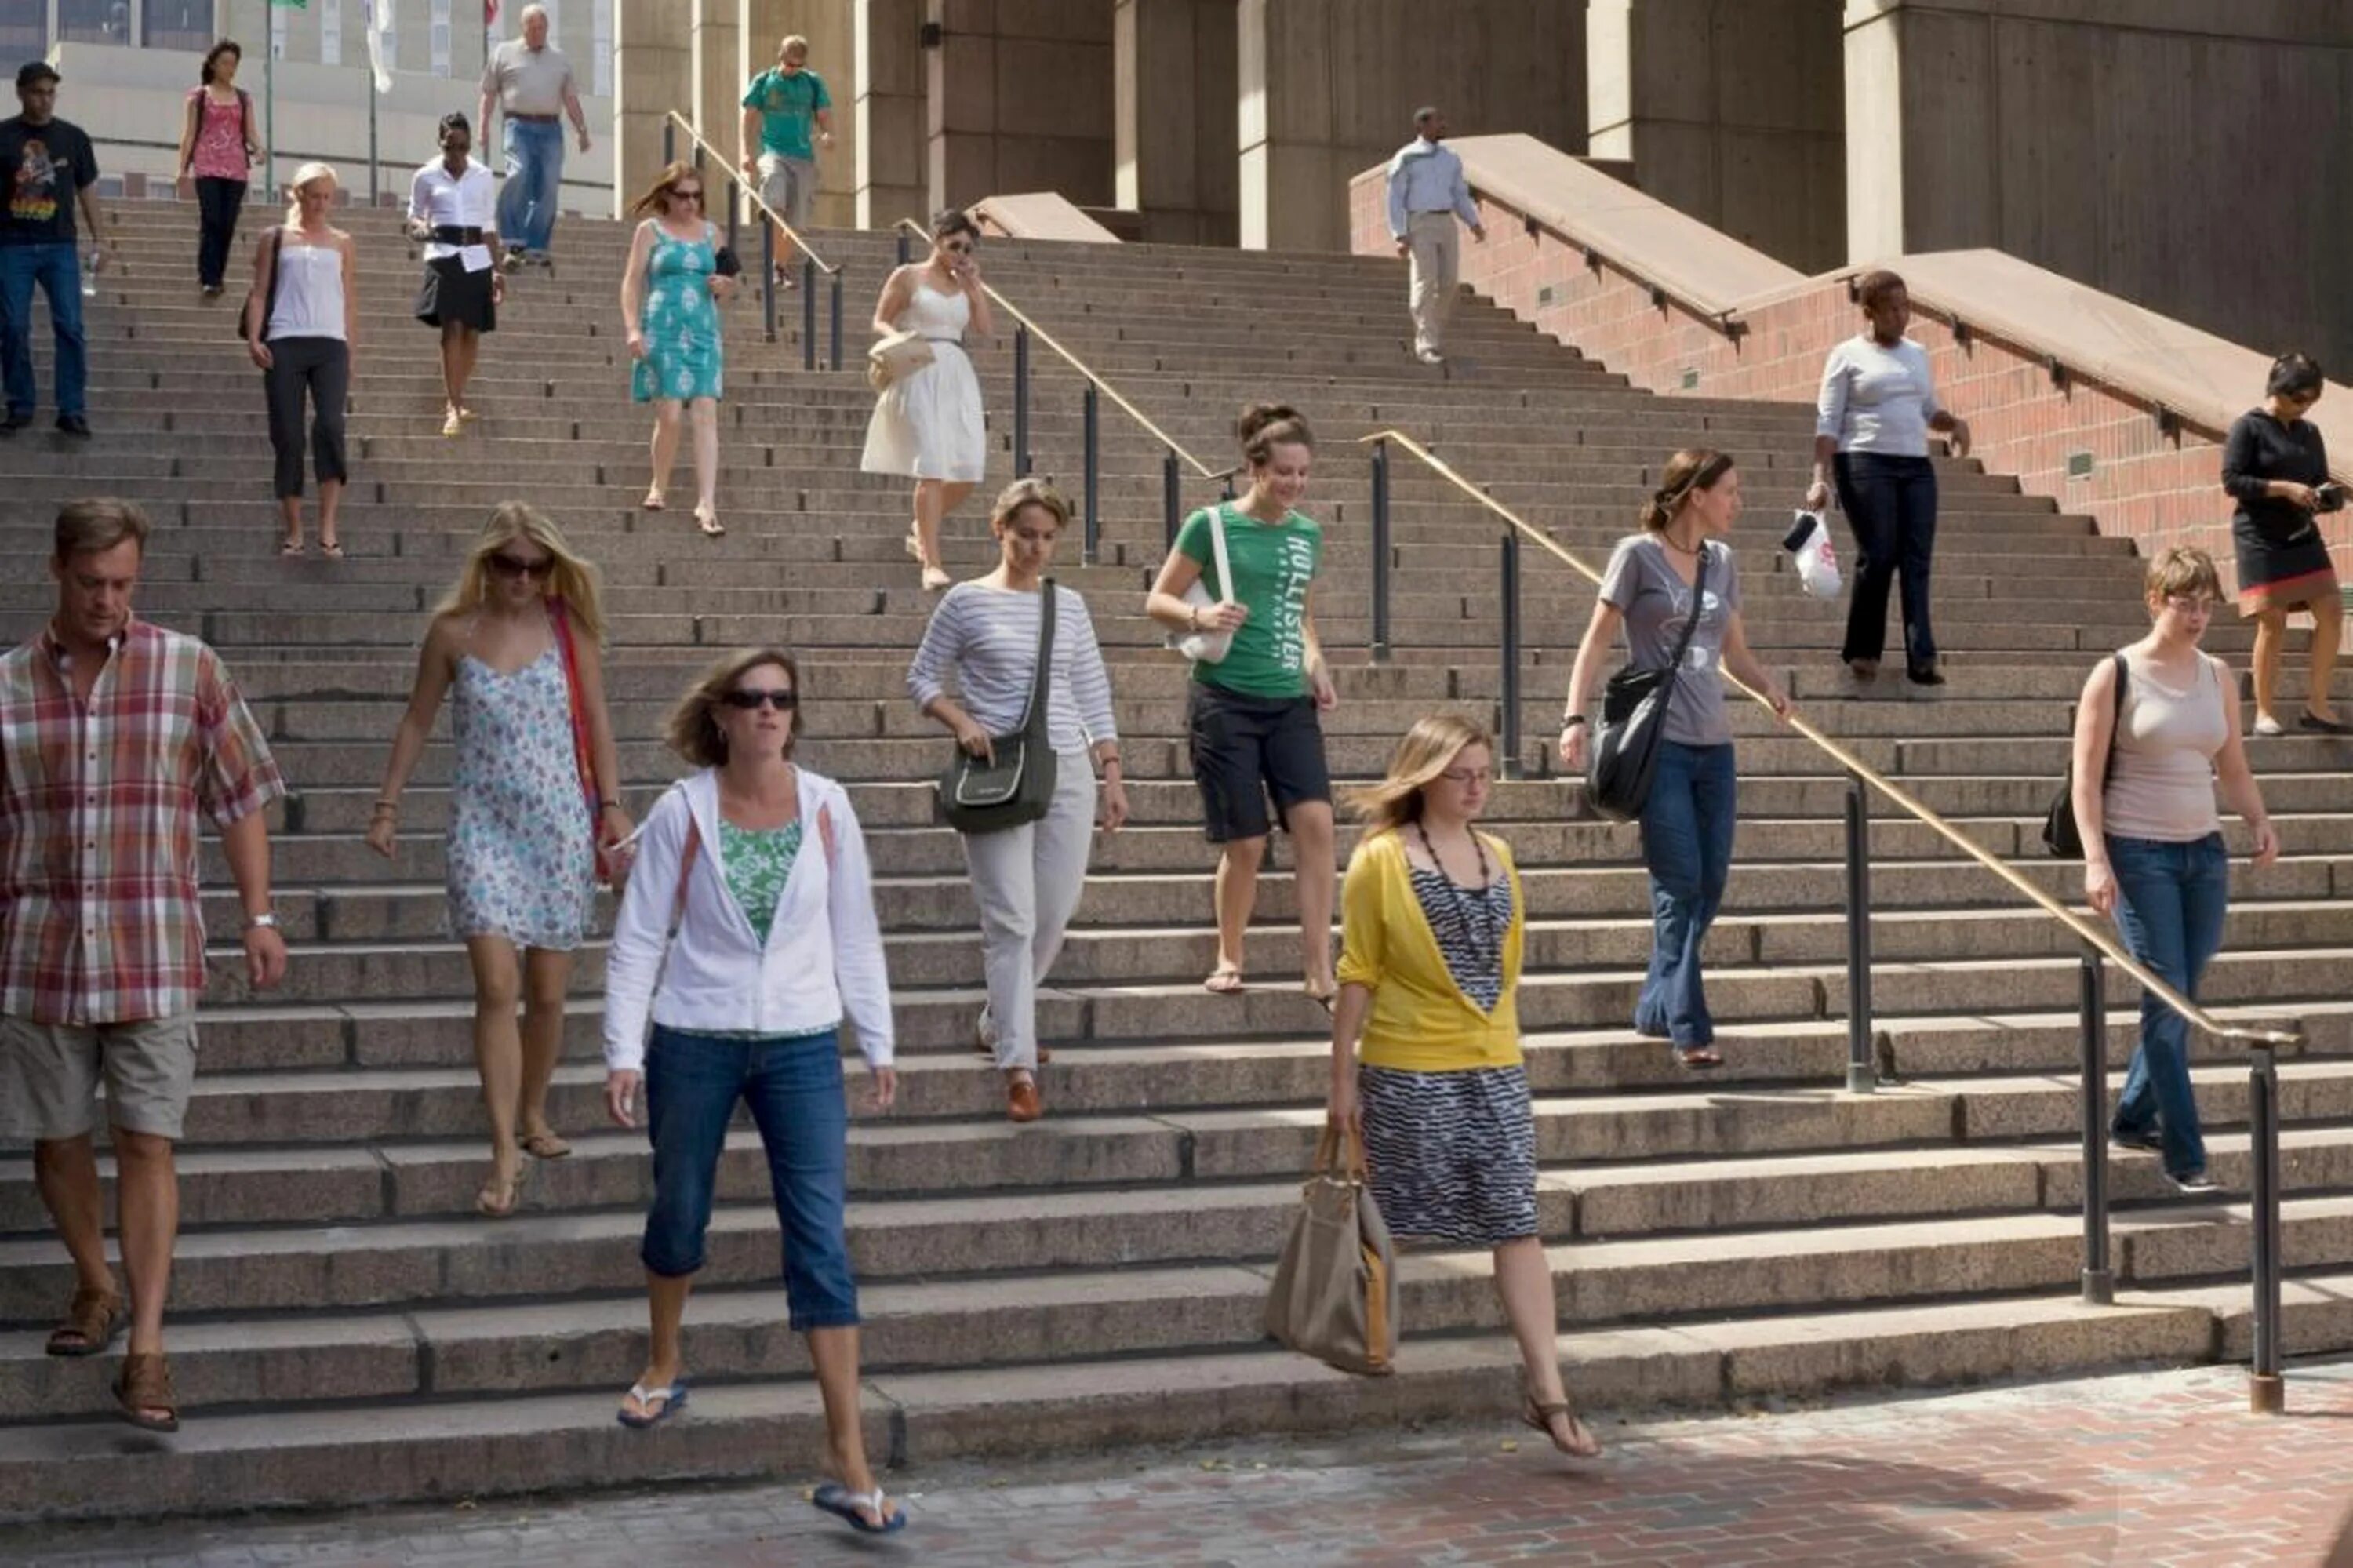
[641,1023,860,1331]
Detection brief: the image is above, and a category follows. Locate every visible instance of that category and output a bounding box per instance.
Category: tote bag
[936,582,1060,835]
[1172,503,1237,664]
[1263,1122,1398,1377]
[1586,546,1710,823]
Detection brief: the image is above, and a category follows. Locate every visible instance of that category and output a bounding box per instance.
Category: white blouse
[407,158,497,269]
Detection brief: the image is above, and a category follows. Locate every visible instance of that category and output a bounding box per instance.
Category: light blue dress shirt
[1384,138,1481,238]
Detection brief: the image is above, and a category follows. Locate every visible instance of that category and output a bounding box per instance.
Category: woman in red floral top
[173,40,261,298]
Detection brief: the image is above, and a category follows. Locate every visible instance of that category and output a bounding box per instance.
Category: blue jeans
[640,1024,859,1330]
[1835,452,1939,670]
[497,118,566,256]
[2105,832,2228,1179]
[0,243,85,419]
[1636,741,1738,1046]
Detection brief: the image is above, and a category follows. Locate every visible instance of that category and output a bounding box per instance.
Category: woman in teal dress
[622,161,737,537]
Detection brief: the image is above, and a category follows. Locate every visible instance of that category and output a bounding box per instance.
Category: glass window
[59,0,136,45]
[0,1,42,60]
[145,0,218,52]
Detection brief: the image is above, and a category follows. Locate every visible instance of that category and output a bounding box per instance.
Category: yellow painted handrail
[664,111,838,277]
[889,217,1226,482]
[1362,426,2302,1052]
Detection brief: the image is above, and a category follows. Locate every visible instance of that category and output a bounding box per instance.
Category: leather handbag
[1263,1122,1398,1377]
[2042,652,2129,857]
[866,327,935,393]
[936,581,1060,835]
[1586,544,1711,823]
[1172,502,1237,664]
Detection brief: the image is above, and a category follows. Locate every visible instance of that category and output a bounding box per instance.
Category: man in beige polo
[478,4,590,271]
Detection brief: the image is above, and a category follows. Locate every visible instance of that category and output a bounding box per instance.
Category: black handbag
[1585,545,1711,823]
[936,580,1060,835]
[2042,652,2129,857]
[236,226,282,344]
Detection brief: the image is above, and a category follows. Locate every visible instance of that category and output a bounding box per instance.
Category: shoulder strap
[672,815,701,927]
[817,801,838,870]
[1018,580,1057,739]
[1664,543,1712,670]
[251,226,285,338]
[1207,504,1234,605]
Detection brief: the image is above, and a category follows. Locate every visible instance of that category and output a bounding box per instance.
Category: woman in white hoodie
[599,645,906,1537]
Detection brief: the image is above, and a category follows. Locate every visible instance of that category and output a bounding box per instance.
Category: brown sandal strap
[116,1352,178,1425]
[48,1288,122,1353]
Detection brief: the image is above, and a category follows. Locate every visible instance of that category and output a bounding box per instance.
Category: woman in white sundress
[862,208,991,592]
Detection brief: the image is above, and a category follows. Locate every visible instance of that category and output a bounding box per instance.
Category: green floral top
[718,818,804,948]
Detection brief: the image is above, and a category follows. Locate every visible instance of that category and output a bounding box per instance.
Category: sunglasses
[943,239,974,255]
[670,187,704,202]
[487,553,553,580]
[722,688,798,711]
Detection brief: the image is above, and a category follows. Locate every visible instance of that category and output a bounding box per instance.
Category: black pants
[264,337,350,500]
[195,176,246,290]
[1834,451,1938,669]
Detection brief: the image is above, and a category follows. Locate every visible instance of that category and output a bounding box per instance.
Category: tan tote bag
[866,327,936,393]
[1263,1122,1398,1376]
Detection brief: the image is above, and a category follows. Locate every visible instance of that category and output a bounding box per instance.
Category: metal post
[263,29,274,198]
[1844,773,1877,1094]
[664,120,675,166]
[1163,450,1180,550]
[1013,326,1031,478]
[1369,440,1391,663]
[828,272,843,371]
[726,184,739,260]
[2249,1042,2286,1413]
[2077,948,2114,1304]
[1082,384,1100,564]
[896,230,911,266]
[760,222,777,344]
[1499,531,1522,780]
[365,51,379,206]
[802,258,817,372]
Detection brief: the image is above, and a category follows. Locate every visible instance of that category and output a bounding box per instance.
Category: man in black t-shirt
[0,61,111,437]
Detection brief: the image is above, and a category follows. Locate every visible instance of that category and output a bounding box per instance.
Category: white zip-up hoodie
[601,766,894,1074]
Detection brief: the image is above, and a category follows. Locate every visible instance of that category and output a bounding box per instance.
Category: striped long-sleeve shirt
[907,581,1118,753]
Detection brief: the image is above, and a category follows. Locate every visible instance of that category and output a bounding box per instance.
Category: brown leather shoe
[1007,1076,1043,1123]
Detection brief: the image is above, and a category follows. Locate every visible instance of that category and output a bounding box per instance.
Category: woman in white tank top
[2069,546,2278,1193]
[244,162,356,558]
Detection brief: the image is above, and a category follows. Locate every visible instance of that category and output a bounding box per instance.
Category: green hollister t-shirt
[742,67,831,162]
[1176,502,1322,699]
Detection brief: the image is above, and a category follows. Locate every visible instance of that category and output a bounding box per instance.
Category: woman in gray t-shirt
[1556,449,1792,1068]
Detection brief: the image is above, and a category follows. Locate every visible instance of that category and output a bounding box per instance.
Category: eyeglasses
[670,187,704,203]
[486,553,553,580]
[722,688,798,711]
[2164,595,2223,614]
[1439,768,1493,788]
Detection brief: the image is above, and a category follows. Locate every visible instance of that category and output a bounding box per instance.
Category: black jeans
[1834,452,1938,670]
[194,176,247,289]
[263,337,350,499]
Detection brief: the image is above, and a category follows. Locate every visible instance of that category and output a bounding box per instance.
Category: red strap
[673,816,701,927]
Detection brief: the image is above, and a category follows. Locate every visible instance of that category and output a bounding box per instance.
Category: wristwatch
[243,911,280,931]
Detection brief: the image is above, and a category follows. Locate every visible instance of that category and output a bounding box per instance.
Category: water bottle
[79,252,96,298]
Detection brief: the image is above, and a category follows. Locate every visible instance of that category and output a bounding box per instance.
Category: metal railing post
[1163,450,1180,551]
[1082,385,1100,564]
[1013,326,1032,478]
[802,258,818,372]
[760,222,777,344]
[1499,530,1522,780]
[2078,947,2114,1304]
[896,230,911,267]
[829,271,843,371]
[1844,772,1877,1093]
[1220,473,1236,501]
[664,121,675,165]
[2249,1041,2287,1413]
[1370,439,1391,663]
[726,184,739,260]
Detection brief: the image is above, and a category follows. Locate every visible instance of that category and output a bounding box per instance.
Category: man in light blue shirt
[1384,107,1484,365]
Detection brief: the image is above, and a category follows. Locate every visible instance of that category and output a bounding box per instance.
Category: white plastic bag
[1783,509,1842,600]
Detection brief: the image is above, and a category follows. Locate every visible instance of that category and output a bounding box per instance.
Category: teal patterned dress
[631,220,724,405]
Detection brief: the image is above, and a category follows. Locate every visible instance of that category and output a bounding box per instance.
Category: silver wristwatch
[243,911,280,931]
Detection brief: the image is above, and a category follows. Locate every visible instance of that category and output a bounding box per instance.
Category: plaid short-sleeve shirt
[0,620,285,1026]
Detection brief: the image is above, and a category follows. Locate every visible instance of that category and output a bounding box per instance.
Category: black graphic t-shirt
[0,116,99,246]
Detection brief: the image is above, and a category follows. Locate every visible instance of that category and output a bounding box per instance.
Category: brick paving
[22,1359,2353,1566]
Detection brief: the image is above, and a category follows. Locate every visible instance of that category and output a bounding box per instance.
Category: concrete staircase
[2,201,2351,1522]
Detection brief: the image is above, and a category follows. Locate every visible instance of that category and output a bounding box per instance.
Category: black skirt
[2233,513,2337,613]
[414,256,496,332]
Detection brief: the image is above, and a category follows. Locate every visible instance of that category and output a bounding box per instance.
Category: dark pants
[0,242,85,419]
[2106,832,2228,1180]
[1835,452,1939,670]
[1636,740,1738,1047]
[263,337,350,499]
[195,176,247,289]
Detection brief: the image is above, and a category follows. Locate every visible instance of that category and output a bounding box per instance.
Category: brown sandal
[45,1286,124,1358]
[1521,1395,1602,1459]
[115,1352,179,1433]
[519,1130,572,1160]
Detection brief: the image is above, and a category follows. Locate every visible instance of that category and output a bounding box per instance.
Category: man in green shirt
[737,35,834,286]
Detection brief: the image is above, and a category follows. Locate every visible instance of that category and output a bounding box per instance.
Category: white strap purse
[1173,503,1237,664]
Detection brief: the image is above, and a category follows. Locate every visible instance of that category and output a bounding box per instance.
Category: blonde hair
[991,477,1071,533]
[432,503,607,642]
[53,497,151,561]
[666,646,806,766]
[1344,714,1494,835]
[1638,448,1734,533]
[2144,544,2224,605]
[285,161,337,227]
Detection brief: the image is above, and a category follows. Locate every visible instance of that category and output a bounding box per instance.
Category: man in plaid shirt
[0,497,287,1433]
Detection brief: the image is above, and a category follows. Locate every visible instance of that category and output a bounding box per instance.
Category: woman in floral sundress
[622,161,738,538]
[367,504,632,1217]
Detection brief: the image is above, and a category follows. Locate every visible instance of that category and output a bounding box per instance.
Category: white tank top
[2102,649,2227,842]
[265,236,347,342]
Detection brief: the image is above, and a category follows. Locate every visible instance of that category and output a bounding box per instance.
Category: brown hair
[629,160,705,219]
[1855,269,1907,312]
[991,477,1071,534]
[2144,545,2224,605]
[432,503,607,642]
[667,646,806,766]
[932,208,980,244]
[53,497,151,561]
[1638,449,1735,533]
[200,39,241,85]
[1344,714,1494,835]
[1238,402,1312,467]
[778,33,810,60]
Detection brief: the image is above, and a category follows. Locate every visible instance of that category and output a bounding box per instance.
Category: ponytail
[1641,448,1734,532]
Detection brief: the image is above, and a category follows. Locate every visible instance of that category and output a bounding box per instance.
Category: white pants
[1406,212,1460,356]
[962,751,1096,1072]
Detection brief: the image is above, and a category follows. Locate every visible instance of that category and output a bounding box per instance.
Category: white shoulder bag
[1173,503,1237,664]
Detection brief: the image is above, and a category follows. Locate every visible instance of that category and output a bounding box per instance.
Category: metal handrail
[1360,427,2300,1054]
[664,111,838,276]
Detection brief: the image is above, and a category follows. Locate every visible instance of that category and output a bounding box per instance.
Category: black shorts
[1186,681,1332,843]
[414,256,496,333]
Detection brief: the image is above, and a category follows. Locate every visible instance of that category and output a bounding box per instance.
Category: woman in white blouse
[406,112,505,439]
[600,646,904,1536]
[1804,269,1972,687]
[907,479,1127,1123]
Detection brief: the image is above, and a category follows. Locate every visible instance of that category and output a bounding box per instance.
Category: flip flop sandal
[520,1130,572,1160]
[45,1286,125,1358]
[278,538,304,557]
[318,540,344,559]
[642,489,667,511]
[1675,1044,1724,1070]
[696,509,726,537]
[812,1480,907,1535]
[1304,984,1337,1016]
[1519,1395,1602,1459]
[616,1380,688,1428]
[475,1162,529,1217]
[115,1352,180,1434]
[1202,967,1246,996]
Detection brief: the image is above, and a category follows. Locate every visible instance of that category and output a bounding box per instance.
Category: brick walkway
[23,1359,2353,1566]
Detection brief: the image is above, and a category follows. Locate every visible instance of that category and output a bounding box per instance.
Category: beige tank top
[2101,649,2226,842]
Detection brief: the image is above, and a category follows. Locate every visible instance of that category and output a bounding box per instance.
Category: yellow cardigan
[1336,828,1525,1071]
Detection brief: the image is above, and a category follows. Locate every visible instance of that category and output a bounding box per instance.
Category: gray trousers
[263,335,350,500]
[1406,212,1460,356]
[962,750,1096,1072]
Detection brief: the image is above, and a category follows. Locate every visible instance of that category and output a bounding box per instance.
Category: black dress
[2221,409,2335,612]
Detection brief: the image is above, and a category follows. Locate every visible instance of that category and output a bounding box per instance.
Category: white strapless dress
[860,279,987,482]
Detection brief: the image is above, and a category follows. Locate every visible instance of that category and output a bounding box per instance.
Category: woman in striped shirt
[908,479,1126,1122]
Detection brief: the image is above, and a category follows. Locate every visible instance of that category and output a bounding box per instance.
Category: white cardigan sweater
[601,766,895,1073]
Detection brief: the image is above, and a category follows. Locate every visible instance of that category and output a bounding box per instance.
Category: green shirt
[718,817,805,948]
[1176,502,1322,698]
[741,67,831,162]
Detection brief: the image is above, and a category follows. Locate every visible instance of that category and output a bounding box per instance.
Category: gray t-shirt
[1598,533,1742,748]
[482,41,575,118]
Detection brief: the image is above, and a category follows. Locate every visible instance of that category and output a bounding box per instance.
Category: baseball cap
[17,61,60,89]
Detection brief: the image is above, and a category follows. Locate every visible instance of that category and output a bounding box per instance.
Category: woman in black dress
[406,113,506,438]
[2223,352,2345,736]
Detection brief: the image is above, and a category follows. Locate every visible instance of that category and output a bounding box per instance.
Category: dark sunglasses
[722,688,798,711]
[670,186,704,202]
[487,553,553,580]
[943,239,974,255]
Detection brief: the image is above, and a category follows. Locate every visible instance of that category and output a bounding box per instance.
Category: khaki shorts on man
[0,1014,198,1142]
[758,152,817,229]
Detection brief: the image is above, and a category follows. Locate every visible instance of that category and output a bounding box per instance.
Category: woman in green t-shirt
[1146,404,1340,1007]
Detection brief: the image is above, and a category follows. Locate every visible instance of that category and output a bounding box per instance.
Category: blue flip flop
[812,1480,907,1535]
[616,1380,687,1428]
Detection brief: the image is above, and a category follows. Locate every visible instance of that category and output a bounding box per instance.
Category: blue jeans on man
[2105,832,2229,1180]
[1636,741,1739,1047]
[0,242,86,420]
[497,118,566,257]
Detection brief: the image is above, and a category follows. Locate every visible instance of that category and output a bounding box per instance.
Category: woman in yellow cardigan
[1326,714,1602,1460]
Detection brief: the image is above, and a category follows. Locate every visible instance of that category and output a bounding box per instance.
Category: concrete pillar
[690,0,742,169]
[927,0,1115,216]
[1115,0,1238,245]
[738,0,860,230]
[615,0,696,215]
[856,0,929,227]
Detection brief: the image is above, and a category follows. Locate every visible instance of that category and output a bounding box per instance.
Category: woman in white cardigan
[600,645,905,1537]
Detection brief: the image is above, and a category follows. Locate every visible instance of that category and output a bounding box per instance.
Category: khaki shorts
[0,1013,198,1143]
[757,152,818,229]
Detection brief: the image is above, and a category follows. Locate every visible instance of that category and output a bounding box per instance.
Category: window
[429,0,450,77]
[144,0,217,52]
[58,0,135,46]
[591,0,611,98]
[0,0,43,60]
[320,0,342,66]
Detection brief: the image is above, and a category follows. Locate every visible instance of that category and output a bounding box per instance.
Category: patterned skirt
[1357,1063,1538,1249]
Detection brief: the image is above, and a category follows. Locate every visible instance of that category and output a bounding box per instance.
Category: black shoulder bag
[236,226,284,346]
[2042,652,2129,857]
[1586,544,1711,823]
[936,583,1061,835]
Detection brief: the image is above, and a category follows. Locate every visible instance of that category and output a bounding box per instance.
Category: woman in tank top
[2070,547,2278,1195]
[243,162,356,558]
